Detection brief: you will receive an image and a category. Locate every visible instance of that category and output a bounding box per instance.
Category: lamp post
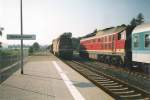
[20,0,24,74]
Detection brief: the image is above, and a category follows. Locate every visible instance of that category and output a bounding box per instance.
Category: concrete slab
[0,54,114,100]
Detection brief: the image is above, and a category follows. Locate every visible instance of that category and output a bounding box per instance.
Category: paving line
[52,61,85,100]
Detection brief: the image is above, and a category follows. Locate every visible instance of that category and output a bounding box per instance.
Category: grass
[0,49,20,69]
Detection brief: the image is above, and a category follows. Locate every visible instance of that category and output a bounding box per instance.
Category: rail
[63,59,150,100]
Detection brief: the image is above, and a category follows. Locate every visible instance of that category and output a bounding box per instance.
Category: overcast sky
[0,0,150,45]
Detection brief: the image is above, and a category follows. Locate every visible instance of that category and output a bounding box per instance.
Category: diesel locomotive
[51,35,73,59]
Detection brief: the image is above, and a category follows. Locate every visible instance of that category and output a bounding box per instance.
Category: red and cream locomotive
[79,25,133,66]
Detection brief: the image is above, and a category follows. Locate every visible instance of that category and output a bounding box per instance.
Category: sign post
[8,0,36,75]
[7,34,36,74]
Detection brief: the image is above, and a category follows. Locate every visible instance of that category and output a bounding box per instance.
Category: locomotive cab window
[145,34,150,48]
[133,35,139,48]
[118,31,125,40]
[118,32,121,40]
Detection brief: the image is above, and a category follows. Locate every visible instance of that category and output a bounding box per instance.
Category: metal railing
[0,55,20,70]
[0,49,29,83]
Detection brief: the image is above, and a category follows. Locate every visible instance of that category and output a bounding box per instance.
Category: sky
[0,0,150,45]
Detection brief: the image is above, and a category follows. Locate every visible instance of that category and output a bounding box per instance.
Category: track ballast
[63,59,150,100]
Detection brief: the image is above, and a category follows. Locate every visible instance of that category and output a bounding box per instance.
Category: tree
[28,46,34,54]
[130,13,144,27]
[28,42,40,55]
[46,45,51,50]
[32,42,40,51]
[130,18,137,27]
[136,13,144,25]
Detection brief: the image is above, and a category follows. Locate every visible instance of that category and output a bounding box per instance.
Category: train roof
[96,25,126,36]
[132,23,150,34]
[80,25,127,42]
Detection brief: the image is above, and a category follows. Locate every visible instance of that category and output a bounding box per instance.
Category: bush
[0,49,19,56]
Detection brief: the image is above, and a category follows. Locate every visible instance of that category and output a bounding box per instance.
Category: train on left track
[51,34,73,59]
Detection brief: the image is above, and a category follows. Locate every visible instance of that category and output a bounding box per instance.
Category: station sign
[7,34,36,40]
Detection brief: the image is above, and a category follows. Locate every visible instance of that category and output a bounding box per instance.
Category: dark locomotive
[51,34,73,59]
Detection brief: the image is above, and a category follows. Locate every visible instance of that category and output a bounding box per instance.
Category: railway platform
[0,54,114,100]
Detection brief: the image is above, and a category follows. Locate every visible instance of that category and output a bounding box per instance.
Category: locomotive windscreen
[60,38,72,49]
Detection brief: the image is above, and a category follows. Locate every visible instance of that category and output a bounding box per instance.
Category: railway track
[63,59,150,100]
[86,60,150,80]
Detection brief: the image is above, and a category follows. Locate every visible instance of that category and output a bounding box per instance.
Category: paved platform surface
[0,54,114,100]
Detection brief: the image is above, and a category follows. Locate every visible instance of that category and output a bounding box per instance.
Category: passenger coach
[132,23,150,73]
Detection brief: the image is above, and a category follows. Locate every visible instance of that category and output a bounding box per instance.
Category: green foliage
[28,46,33,54]
[130,13,144,27]
[32,42,40,51]
[0,49,19,69]
[46,45,51,50]
[130,18,137,27]
[28,42,40,55]
[136,13,144,25]
[0,49,19,56]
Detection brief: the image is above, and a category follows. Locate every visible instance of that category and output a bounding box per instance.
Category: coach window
[118,31,125,40]
[133,35,139,48]
[93,39,95,42]
[109,35,112,41]
[104,36,107,42]
[101,37,103,42]
[145,34,150,48]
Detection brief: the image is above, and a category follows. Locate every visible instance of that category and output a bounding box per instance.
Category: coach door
[112,34,116,53]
